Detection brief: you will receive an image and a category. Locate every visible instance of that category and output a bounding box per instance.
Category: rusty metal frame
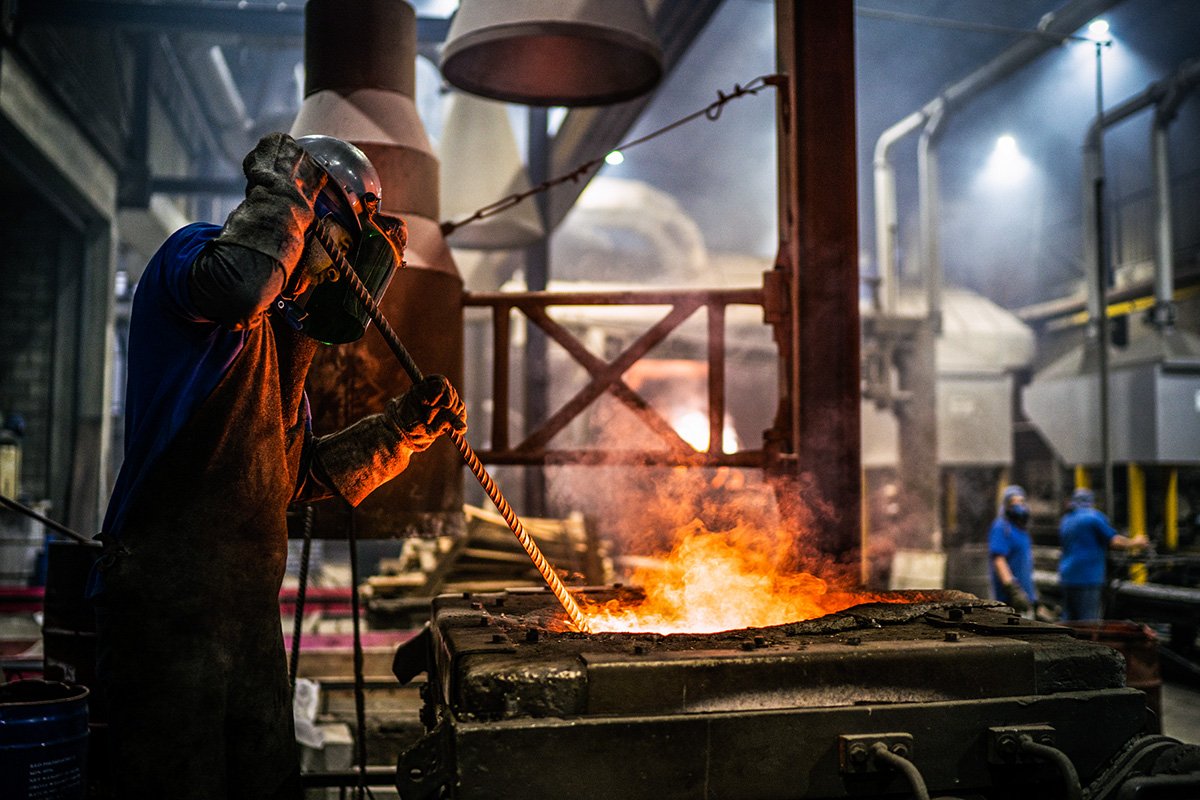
[464,287,768,468]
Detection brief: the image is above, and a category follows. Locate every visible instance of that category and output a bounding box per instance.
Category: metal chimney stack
[292,0,464,538]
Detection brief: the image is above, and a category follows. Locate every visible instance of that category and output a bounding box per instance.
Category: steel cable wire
[438,74,784,239]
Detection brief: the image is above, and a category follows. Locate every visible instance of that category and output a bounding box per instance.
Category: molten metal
[583,520,896,634]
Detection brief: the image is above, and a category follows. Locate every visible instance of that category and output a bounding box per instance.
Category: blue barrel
[0,680,88,799]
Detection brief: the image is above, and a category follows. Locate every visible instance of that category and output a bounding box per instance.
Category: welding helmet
[288,135,404,344]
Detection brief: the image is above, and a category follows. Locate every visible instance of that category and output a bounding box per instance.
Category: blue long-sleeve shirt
[988,517,1036,601]
[1059,506,1118,586]
[102,223,245,536]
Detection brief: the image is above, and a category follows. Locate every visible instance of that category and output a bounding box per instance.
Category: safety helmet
[297,135,383,234]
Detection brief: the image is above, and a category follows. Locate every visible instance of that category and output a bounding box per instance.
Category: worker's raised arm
[190,133,327,328]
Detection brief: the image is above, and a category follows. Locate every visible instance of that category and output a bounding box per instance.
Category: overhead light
[1087,18,1112,43]
[981,134,1031,186]
[605,150,625,166]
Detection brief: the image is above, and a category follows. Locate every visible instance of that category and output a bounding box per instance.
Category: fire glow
[581,519,895,635]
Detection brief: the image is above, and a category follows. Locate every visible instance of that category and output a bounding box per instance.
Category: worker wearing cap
[989,484,1037,615]
[92,132,466,800]
[1058,488,1145,622]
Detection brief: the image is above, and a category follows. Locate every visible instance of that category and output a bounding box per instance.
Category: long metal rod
[312,225,590,633]
[0,492,92,545]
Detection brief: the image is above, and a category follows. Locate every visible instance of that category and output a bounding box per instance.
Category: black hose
[1018,736,1082,800]
[346,508,371,800]
[289,505,315,692]
[870,742,931,800]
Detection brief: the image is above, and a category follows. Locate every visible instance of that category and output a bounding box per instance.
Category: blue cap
[1071,488,1095,507]
[1001,485,1026,505]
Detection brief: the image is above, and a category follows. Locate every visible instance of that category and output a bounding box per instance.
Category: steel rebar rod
[311,224,591,633]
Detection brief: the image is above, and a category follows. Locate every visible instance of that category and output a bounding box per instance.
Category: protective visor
[300,212,404,344]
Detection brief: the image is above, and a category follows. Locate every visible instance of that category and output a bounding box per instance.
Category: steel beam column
[772,0,861,563]
[523,108,550,515]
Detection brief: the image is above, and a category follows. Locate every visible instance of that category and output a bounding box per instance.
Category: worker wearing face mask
[91,132,466,800]
[1058,488,1146,622]
[989,484,1037,615]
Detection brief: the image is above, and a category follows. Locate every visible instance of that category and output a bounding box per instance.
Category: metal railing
[464,287,769,468]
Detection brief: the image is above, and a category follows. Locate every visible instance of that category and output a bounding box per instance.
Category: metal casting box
[392,587,1175,799]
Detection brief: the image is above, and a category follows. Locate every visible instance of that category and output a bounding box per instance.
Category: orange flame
[583,519,893,634]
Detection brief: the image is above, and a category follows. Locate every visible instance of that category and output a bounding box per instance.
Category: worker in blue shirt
[1058,487,1144,621]
[989,484,1036,614]
[93,133,466,800]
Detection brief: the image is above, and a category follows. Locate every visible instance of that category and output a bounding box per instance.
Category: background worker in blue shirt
[1058,487,1145,622]
[989,484,1037,615]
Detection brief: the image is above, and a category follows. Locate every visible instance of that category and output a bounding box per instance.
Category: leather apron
[95,312,316,800]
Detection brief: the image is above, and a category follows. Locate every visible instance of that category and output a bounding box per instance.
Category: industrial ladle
[313,224,592,634]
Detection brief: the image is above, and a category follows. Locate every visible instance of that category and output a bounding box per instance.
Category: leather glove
[215,133,328,269]
[1002,581,1032,614]
[312,375,465,507]
[386,375,467,452]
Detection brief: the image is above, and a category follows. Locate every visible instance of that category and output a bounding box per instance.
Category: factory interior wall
[0,200,82,509]
[0,46,119,534]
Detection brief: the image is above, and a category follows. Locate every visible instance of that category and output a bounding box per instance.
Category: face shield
[299,207,406,345]
[277,135,405,344]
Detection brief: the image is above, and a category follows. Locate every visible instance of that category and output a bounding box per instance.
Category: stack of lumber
[364,506,610,625]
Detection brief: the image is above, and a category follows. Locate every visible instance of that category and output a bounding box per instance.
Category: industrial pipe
[868,0,1124,535]
[872,109,927,315]
[917,103,946,330]
[1082,58,1200,328]
[871,0,1124,316]
[1151,60,1200,328]
[1079,56,1200,510]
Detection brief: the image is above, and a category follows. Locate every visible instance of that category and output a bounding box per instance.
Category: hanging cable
[346,508,377,800]
[856,7,1095,44]
[439,73,786,239]
[288,505,315,692]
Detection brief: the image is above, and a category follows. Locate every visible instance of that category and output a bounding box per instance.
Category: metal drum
[0,679,89,799]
